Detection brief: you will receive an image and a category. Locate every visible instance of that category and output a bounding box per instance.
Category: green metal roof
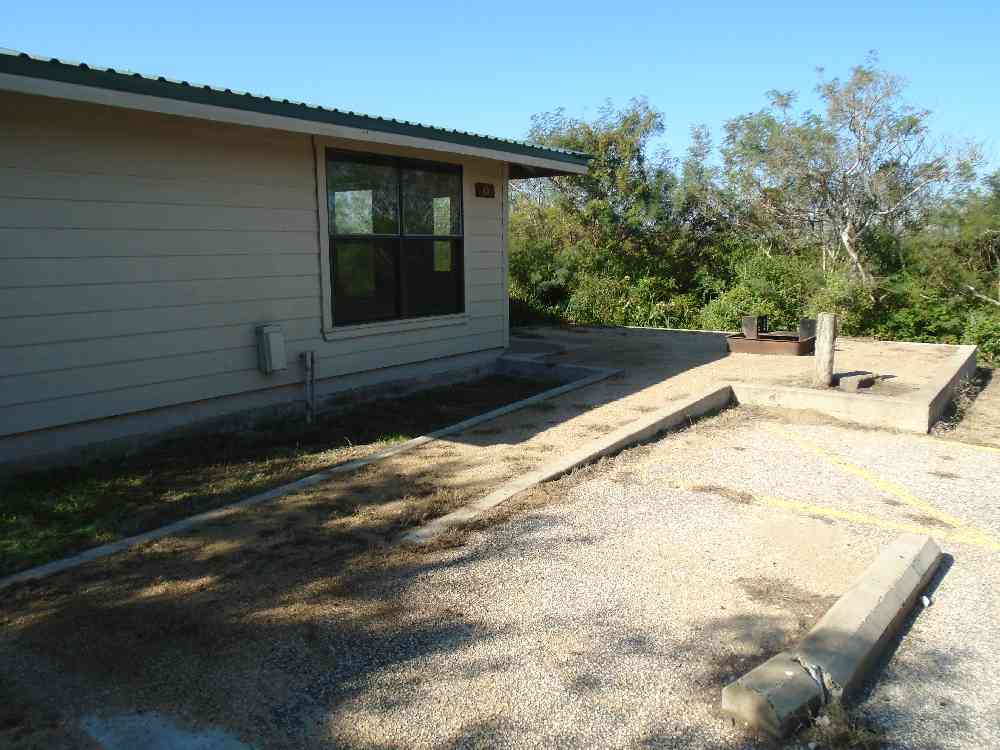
[0,48,591,172]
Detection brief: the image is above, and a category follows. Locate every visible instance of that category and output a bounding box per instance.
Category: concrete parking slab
[513,326,974,433]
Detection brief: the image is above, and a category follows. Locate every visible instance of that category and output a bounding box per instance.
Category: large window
[327,150,464,326]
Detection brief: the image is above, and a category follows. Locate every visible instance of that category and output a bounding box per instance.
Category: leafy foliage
[723,55,978,286]
[509,59,999,365]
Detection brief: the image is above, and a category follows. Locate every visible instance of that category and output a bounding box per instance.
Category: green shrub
[805,273,876,335]
[963,311,1000,365]
[870,276,967,344]
[698,282,786,331]
[508,292,562,327]
[553,274,698,329]
[698,252,820,331]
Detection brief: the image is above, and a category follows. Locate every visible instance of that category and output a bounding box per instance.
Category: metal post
[301,351,315,423]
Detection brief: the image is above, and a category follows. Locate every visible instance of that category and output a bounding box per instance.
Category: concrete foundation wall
[921,345,979,430]
[0,348,506,472]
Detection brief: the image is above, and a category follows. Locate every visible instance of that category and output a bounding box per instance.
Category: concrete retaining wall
[731,344,978,434]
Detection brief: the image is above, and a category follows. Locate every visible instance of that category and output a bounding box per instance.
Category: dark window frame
[327,149,465,326]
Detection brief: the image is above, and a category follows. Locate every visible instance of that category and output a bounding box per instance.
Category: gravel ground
[3,407,997,749]
[315,407,1000,749]
[0,331,993,749]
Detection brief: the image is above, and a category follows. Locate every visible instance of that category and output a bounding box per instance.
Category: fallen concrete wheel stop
[721,533,943,739]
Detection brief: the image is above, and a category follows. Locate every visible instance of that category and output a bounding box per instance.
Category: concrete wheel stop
[721,533,942,739]
[399,386,734,545]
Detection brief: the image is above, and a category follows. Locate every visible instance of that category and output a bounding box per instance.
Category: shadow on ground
[0,456,773,750]
[1,457,524,749]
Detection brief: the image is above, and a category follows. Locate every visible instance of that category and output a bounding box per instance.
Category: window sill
[322,313,469,341]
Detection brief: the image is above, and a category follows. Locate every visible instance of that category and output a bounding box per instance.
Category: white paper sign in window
[433,196,451,236]
[433,240,452,272]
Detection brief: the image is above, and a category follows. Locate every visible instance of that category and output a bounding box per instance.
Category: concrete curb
[731,344,977,434]
[919,344,978,430]
[721,534,942,738]
[0,365,619,592]
[731,383,930,433]
[400,385,735,544]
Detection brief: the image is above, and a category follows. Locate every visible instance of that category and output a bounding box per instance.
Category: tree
[521,98,676,274]
[510,99,714,327]
[909,170,1000,307]
[951,171,1000,307]
[723,54,979,288]
[674,124,727,233]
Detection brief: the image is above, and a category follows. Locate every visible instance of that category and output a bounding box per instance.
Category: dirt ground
[0,374,557,577]
[4,327,963,578]
[0,327,991,749]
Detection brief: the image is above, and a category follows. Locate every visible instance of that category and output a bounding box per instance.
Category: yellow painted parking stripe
[676,481,999,551]
[750,492,1000,552]
[765,424,1000,549]
[630,422,999,550]
[767,425,965,526]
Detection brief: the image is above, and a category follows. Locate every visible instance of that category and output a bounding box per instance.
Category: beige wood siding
[0,92,508,443]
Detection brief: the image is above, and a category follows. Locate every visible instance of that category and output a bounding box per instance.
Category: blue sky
[7,0,1000,171]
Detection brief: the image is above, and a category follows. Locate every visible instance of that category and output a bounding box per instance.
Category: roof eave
[0,54,591,176]
[509,162,588,178]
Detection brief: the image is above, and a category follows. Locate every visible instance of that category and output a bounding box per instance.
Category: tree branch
[964,284,1000,307]
[870,175,939,218]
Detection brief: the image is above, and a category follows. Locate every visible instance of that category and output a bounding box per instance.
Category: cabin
[0,49,590,466]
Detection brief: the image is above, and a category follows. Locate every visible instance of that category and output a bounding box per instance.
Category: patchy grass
[0,469,508,748]
[0,375,557,576]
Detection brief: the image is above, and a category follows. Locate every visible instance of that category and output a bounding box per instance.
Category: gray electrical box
[256,324,287,375]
